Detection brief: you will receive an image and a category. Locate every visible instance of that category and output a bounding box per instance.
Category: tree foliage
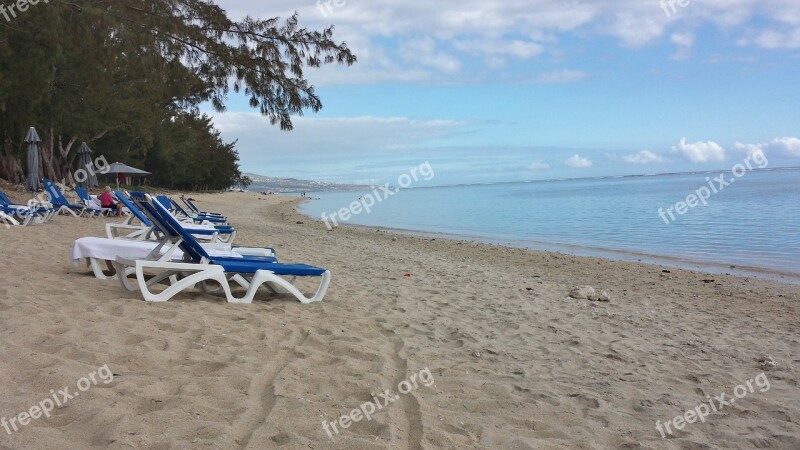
[0,0,355,188]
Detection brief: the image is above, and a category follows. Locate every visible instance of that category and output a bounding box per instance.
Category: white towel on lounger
[70,237,243,267]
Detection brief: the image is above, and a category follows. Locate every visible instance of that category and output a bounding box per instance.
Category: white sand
[0,189,798,449]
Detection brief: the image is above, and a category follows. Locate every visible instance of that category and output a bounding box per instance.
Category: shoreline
[295,197,800,285]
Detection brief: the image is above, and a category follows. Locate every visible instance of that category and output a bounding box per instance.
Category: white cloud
[216,0,800,85]
[733,141,768,158]
[527,161,551,170]
[670,32,695,60]
[453,39,544,67]
[740,28,800,49]
[672,138,727,163]
[771,136,800,156]
[622,150,666,164]
[565,154,593,168]
[606,12,667,47]
[210,112,471,159]
[400,38,461,73]
[535,70,588,84]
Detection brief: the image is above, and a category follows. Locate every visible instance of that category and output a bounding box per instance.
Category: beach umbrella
[24,127,41,192]
[103,162,151,189]
[75,142,98,189]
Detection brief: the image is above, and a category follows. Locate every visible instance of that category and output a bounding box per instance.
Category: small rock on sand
[569,286,611,302]
[569,286,596,300]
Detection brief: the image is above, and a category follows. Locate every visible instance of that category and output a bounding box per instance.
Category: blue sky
[210,0,800,186]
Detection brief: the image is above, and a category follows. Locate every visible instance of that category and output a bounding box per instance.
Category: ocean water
[299,168,800,281]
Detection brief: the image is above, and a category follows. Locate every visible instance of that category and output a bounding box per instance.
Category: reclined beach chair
[43,179,101,217]
[0,191,55,224]
[0,205,37,226]
[114,194,330,304]
[181,196,224,217]
[157,195,228,224]
[107,191,237,244]
[75,188,113,216]
[71,234,275,280]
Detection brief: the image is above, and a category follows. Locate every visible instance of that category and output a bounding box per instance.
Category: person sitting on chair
[98,186,123,216]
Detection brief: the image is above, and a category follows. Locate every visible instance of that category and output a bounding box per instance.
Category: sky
[210,0,800,186]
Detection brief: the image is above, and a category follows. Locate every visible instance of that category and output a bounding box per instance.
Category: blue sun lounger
[0,191,55,224]
[181,196,224,217]
[156,195,227,224]
[107,191,237,244]
[43,179,101,217]
[75,188,113,216]
[113,193,329,304]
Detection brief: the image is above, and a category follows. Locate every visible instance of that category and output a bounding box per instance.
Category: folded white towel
[70,237,245,267]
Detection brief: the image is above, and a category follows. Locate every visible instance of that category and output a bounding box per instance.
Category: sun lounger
[157,195,228,224]
[75,188,113,216]
[71,235,275,280]
[113,194,330,304]
[43,179,102,217]
[0,191,55,224]
[0,210,19,227]
[181,196,224,217]
[107,191,237,243]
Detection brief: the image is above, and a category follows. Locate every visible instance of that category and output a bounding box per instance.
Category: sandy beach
[0,190,798,449]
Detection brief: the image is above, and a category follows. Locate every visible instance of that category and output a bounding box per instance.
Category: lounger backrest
[155,196,173,210]
[130,193,210,262]
[182,197,200,214]
[157,195,191,217]
[147,197,212,261]
[42,179,68,206]
[75,188,89,201]
[170,198,192,216]
[114,191,152,226]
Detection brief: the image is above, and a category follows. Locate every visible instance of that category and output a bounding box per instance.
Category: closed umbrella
[75,142,98,189]
[24,127,41,192]
[103,162,151,189]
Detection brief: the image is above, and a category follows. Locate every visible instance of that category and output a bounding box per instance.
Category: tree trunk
[0,138,25,183]
[40,129,58,181]
[58,134,78,182]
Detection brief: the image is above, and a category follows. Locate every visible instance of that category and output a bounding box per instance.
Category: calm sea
[299,168,800,281]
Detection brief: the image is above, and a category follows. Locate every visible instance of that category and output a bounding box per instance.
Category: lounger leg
[0,212,19,226]
[89,258,117,280]
[235,270,331,304]
[59,205,80,218]
[135,263,228,302]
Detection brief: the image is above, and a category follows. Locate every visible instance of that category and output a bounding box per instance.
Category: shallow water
[300,168,800,280]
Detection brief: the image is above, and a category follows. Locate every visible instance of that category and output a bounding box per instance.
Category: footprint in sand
[569,393,601,409]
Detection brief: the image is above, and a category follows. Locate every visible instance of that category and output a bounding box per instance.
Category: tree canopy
[0,0,355,189]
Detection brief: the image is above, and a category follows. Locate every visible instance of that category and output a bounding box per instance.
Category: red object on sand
[404,273,412,278]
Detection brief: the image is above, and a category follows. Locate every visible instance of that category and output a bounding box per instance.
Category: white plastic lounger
[112,194,330,304]
[106,191,237,243]
[71,236,275,280]
[0,211,20,227]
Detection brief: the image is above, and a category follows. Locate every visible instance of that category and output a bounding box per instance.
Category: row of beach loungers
[1,179,120,223]
[2,181,330,304]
